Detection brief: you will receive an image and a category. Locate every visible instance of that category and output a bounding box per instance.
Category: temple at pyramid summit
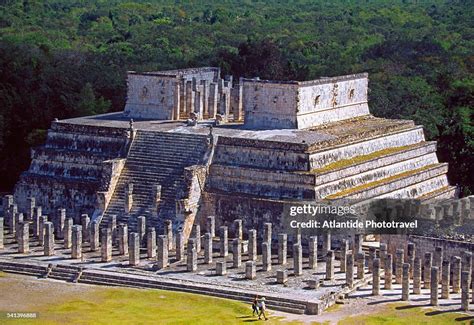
[12,67,455,239]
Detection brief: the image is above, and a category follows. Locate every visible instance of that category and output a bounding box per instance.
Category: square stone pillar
[368,247,376,273]
[379,243,387,269]
[433,247,443,283]
[308,236,318,270]
[7,204,17,234]
[81,214,90,243]
[372,258,380,296]
[277,270,288,284]
[248,229,257,261]
[430,267,439,306]
[294,244,303,276]
[353,234,362,254]
[44,222,55,256]
[192,224,201,253]
[55,208,66,239]
[346,253,354,288]
[108,215,117,246]
[137,216,146,245]
[441,260,451,299]
[63,218,73,249]
[262,242,271,272]
[164,220,173,250]
[407,243,416,278]
[245,261,256,280]
[118,224,129,256]
[385,254,393,289]
[157,235,169,269]
[32,206,42,237]
[14,213,23,240]
[402,263,410,301]
[26,197,35,220]
[233,219,242,240]
[263,223,272,244]
[395,249,404,284]
[124,184,133,214]
[461,270,471,311]
[176,231,184,261]
[452,256,461,293]
[18,222,29,253]
[147,228,156,259]
[413,257,422,294]
[278,233,287,265]
[216,261,226,275]
[186,81,194,117]
[232,238,241,268]
[423,252,432,289]
[0,217,3,250]
[340,239,349,273]
[325,250,334,280]
[208,83,218,119]
[219,226,228,257]
[129,232,140,266]
[100,228,112,262]
[206,216,215,238]
[204,233,213,264]
[90,220,100,252]
[187,239,197,272]
[38,215,47,246]
[322,232,331,256]
[356,252,365,279]
[71,225,82,259]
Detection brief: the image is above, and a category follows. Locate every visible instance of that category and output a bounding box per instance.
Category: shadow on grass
[455,315,474,321]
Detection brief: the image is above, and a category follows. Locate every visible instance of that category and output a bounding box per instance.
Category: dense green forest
[0,0,472,194]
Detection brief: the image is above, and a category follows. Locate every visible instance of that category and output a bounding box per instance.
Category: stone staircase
[103,130,209,231]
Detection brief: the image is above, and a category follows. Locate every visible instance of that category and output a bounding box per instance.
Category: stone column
[233,219,242,240]
[277,270,288,284]
[424,252,432,289]
[441,260,451,299]
[232,238,241,268]
[156,235,169,269]
[101,228,112,262]
[294,244,303,276]
[55,208,66,239]
[206,216,215,238]
[452,256,461,293]
[373,258,380,296]
[357,252,365,279]
[118,224,128,256]
[90,220,99,252]
[219,226,228,257]
[0,217,3,250]
[187,239,198,272]
[18,222,29,253]
[164,219,173,250]
[367,247,376,273]
[204,233,213,264]
[461,251,472,273]
[72,225,82,259]
[413,257,421,294]
[216,261,226,275]
[63,218,73,249]
[129,233,140,266]
[353,234,362,254]
[262,242,271,272]
[325,250,334,280]
[402,263,410,301]
[248,229,257,261]
[379,243,387,269]
[146,228,156,259]
[308,236,318,270]
[278,233,287,265]
[461,270,470,311]
[385,254,393,289]
[81,214,90,243]
[433,247,443,283]
[44,222,55,256]
[395,249,404,284]
[137,216,146,245]
[322,232,331,256]
[430,267,439,306]
[263,223,272,244]
[407,243,416,278]
[38,215,47,246]
[14,213,23,240]
[25,197,35,220]
[208,83,218,119]
[340,239,349,273]
[294,228,302,246]
[176,231,184,261]
[346,253,354,288]
[245,261,256,280]
[192,224,201,253]
[32,207,41,237]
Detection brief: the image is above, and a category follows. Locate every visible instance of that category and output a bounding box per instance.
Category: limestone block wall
[243,81,299,129]
[124,73,178,120]
[296,74,370,128]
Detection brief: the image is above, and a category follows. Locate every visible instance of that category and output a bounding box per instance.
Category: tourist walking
[257,297,268,320]
[252,295,259,316]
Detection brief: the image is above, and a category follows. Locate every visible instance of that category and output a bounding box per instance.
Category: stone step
[418,186,457,202]
[327,163,448,202]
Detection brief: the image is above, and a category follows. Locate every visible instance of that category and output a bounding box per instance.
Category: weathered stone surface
[216,261,227,275]
[262,242,271,272]
[461,270,470,311]
[245,261,256,280]
[263,223,272,244]
[441,260,450,299]
[372,258,380,296]
[401,263,410,301]
[192,224,201,253]
[156,235,169,269]
[357,252,365,279]
[219,226,228,257]
[90,220,99,252]
[44,222,55,256]
[278,233,287,265]
[385,254,393,290]
[206,216,215,238]
[164,219,173,250]
[346,253,354,288]
[63,218,73,249]
[248,229,257,261]
[101,228,112,262]
[18,222,29,253]
[81,214,90,243]
[204,232,213,264]
[308,236,317,270]
[294,244,303,276]
[452,256,461,293]
[423,252,432,289]
[233,219,242,240]
[395,249,404,284]
[129,232,140,266]
[147,228,157,259]
[413,257,421,294]
[118,224,128,256]
[430,267,439,306]
[325,250,334,280]
[176,231,185,261]
[0,217,4,250]
[71,225,82,259]
[277,270,288,284]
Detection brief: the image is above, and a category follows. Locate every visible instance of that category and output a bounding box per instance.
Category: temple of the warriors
[1,67,473,315]
[12,67,455,239]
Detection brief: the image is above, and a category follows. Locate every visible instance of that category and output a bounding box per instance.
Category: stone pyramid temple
[13,67,455,238]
